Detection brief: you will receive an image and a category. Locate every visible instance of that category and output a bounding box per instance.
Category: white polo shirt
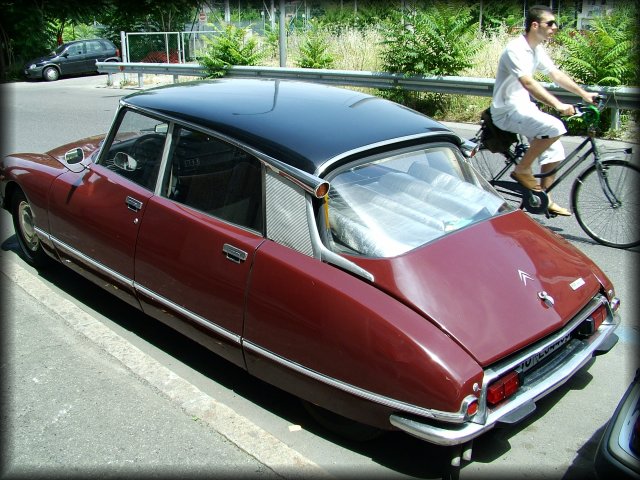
[491,35,557,115]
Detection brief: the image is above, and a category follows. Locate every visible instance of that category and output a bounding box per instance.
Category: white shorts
[491,103,566,165]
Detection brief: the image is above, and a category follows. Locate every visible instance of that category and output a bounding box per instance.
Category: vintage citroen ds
[0,79,621,463]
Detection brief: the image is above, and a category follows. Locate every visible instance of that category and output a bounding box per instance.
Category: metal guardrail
[97,62,640,127]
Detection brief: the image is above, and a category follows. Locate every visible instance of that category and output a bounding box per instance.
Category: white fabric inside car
[327,153,504,257]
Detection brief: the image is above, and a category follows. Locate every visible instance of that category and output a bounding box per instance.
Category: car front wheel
[43,66,60,81]
[12,190,50,267]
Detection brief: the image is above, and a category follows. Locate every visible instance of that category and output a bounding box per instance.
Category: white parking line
[2,260,333,479]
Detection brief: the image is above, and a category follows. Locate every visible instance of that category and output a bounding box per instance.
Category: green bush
[200,22,265,78]
[554,5,639,86]
[295,23,335,69]
[379,3,480,115]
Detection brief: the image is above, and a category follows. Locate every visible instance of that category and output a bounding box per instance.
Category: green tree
[295,22,335,69]
[200,21,265,78]
[554,5,639,87]
[379,2,480,114]
[0,0,202,81]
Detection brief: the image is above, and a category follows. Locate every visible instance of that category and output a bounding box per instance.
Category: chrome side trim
[119,102,329,198]
[390,296,621,446]
[242,339,466,422]
[135,284,241,345]
[305,196,374,282]
[47,231,240,346]
[50,234,134,288]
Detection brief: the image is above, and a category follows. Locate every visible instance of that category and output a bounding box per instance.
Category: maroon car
[0,79,621,466]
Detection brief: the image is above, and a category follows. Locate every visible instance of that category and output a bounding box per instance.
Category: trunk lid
[351,211,606,366]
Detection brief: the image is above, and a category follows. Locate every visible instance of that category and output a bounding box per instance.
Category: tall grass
[449,29,511,122]
[274,27,383,71]
[258,25,638,134]
[262,25,509,122]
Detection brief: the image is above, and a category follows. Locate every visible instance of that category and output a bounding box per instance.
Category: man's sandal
[548,202,572,216]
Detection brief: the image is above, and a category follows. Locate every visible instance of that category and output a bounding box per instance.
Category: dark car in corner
[24,38,120,81]
[595,369,640,479]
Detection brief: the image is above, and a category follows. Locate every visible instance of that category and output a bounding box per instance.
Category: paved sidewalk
[2,256,331,479]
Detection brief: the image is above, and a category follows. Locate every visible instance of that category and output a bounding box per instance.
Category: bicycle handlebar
[567,95,605,124]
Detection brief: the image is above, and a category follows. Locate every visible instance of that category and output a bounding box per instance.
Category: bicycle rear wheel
[571,159,640,249]
[471,147,510,181]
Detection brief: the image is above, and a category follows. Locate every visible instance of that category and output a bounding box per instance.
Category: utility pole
[279,0,286,67]
[224,0,231,23]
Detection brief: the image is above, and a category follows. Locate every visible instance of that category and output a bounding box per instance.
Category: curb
[2,259,333,479]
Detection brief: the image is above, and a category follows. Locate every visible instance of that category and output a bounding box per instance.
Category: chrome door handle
[223,243,248,264]
[125,196,143,212]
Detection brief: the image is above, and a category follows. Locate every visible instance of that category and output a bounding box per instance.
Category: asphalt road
[1,73,638,479]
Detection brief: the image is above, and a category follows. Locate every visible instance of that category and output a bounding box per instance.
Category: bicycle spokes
[572,159,640,249]
[597,163,623,207]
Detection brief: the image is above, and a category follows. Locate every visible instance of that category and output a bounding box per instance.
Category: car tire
[43,66,59,81]
[301,400,383,442]
[11,190,50,267]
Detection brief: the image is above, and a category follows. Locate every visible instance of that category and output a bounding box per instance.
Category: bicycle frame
[486,133,623,207]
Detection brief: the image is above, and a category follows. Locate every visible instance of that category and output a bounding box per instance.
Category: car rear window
[323,145,508,257]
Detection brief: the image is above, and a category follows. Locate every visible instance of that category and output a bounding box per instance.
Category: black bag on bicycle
[480,108,518,154]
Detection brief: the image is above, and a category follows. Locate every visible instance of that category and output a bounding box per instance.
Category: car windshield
[322,144,509,258]
[54,44,68,55]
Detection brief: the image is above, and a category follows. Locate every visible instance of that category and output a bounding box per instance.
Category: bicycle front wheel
[571,159,640,249]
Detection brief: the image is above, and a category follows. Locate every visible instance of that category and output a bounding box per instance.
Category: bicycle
[468,98,639,249]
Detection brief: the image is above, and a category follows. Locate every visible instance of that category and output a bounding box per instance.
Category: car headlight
[28,64,36,69]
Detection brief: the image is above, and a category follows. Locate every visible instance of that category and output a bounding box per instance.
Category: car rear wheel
[301,400,382,442]
[43,66,59,81]
[12,190,50,267]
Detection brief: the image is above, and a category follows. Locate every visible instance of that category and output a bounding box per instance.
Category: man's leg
[540,161,572,216]
[540,161,558,190]
[511,136,560,190]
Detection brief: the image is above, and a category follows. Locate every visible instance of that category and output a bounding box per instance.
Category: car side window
[163,126,263,232]
[86,41,104,53]
[98,109,168,191]
[67,43,84,56]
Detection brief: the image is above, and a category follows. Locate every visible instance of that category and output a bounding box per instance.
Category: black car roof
[122,78,457,174]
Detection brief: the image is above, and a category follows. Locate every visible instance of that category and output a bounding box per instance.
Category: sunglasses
[541,20,558,27]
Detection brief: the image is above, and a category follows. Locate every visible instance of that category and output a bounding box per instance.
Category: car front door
[47,109,168,308]
[133,125,264,368]
[58,42,86,75]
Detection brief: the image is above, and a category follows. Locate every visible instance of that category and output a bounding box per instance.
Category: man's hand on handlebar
[583,92,600,105]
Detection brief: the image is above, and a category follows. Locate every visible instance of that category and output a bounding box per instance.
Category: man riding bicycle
[490,5,599,216]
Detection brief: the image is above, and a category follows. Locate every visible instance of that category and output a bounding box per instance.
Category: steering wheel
[130,135,164,168]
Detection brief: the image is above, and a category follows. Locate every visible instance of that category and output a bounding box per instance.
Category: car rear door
[133,125,264,368]
[84,40,107,71]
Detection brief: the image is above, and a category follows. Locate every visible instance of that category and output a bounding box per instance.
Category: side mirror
[64,148,84,164]
[113,151,138,171]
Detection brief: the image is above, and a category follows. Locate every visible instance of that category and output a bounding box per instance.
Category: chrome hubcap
[18,201,39,251]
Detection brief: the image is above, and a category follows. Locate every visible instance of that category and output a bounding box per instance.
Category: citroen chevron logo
[518,269,534,286]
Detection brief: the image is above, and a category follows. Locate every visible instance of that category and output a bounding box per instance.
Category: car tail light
[487,371,520,406]
[466,399,478,417]
[116,48,121,57]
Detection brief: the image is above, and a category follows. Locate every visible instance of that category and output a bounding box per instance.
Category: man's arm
[518,74,575,115]
[548,69,599,104]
